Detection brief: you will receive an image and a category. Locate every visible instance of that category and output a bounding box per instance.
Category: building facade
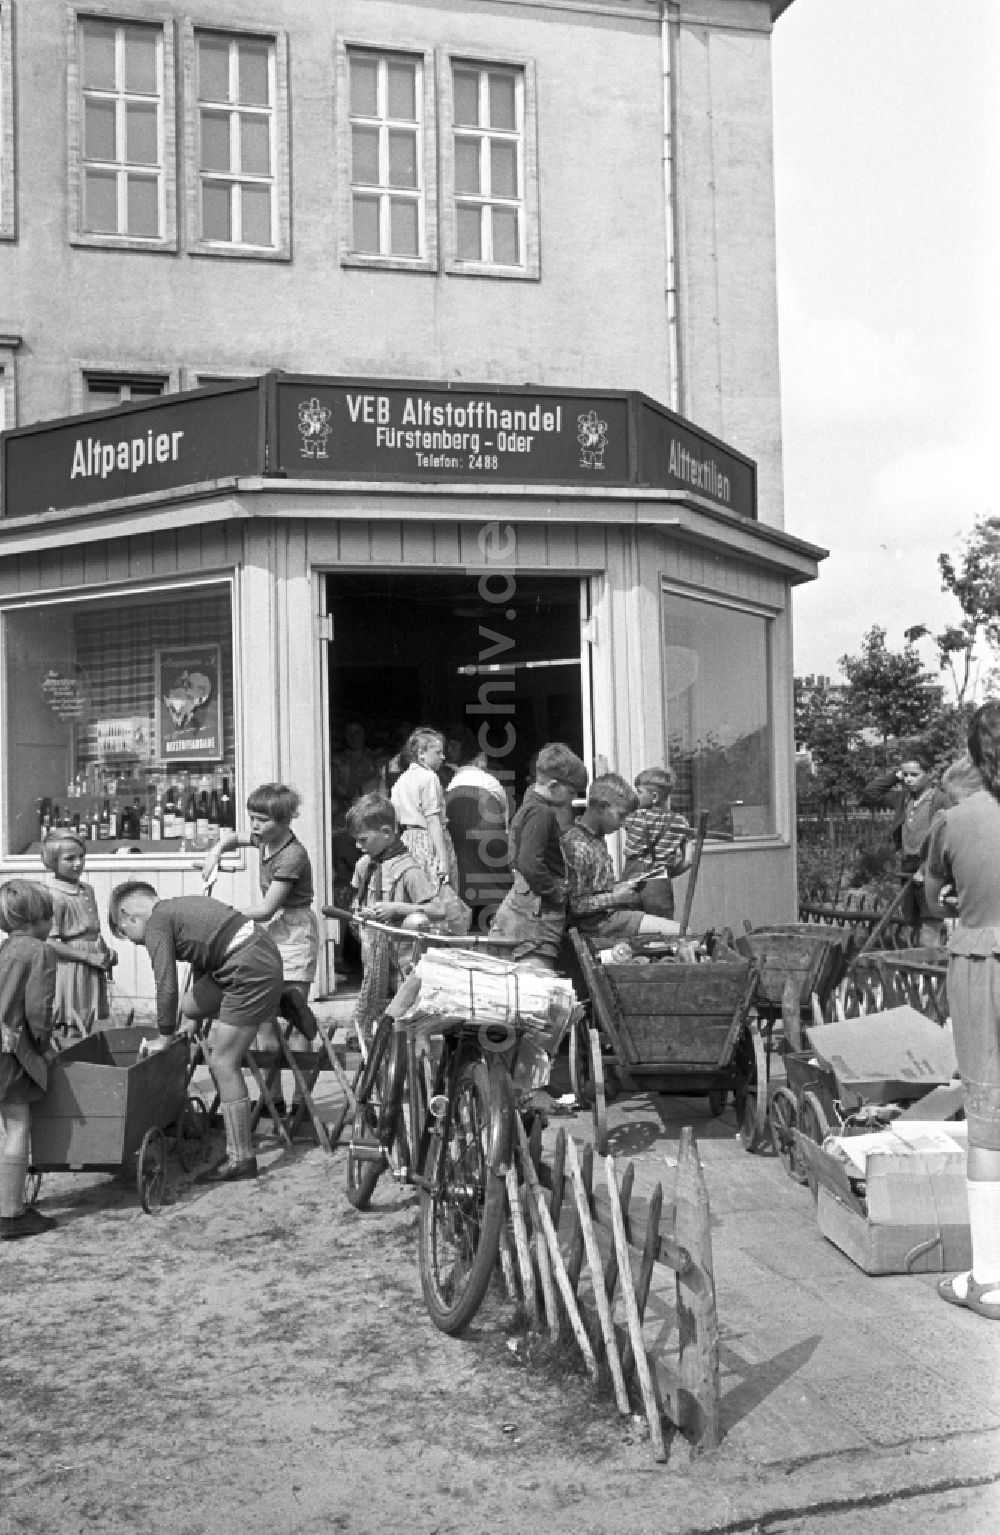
[0,0,819,1005]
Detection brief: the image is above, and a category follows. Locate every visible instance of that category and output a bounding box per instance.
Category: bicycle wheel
[418,1054,514,1336]
[346,1014,405,1211]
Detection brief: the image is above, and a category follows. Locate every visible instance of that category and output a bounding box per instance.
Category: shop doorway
[325,571,585,798]
[323,571,586,973]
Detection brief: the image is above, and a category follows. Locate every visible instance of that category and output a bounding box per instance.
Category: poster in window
[154,645,223,762]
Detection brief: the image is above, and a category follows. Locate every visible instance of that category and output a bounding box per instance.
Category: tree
[838,625,934,745]
[907,516,1000,704]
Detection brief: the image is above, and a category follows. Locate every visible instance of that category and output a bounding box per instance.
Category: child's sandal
[937,1272,1000,1320]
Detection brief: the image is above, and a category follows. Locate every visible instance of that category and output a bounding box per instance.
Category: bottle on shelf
[99,797,111,839]
[38,798,52,838]
[219,776,235,830]
[89,803,100,842]
[196,788,210,840]
[151,785,164,842]
[208,785,221,842]
[183,788,197,843]
[163,782,178,839]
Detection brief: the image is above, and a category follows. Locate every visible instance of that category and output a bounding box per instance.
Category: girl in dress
[40,831,115,1036]
[390,727,460,893]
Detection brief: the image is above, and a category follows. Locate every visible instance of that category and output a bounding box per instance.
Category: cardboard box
[795,1122,971,1275]
[806,1006,958,1105]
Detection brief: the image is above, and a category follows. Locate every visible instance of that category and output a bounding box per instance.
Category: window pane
[387,62,416,121]
[352,195,380,254]
[84,99,117,163]
[390,199,418,257]
[454,137,480,195]
[490,207,519,265]
[238,43,270,107]
[488,73,516,130]
[490,141,517,198]
[126,103,158,166]
[350,57,378,117]
[453,70,479,127]
[202,180,232,240]
[83,170,118,233]
[2,587,235,857]
[201,112,231,173]
[240,185,272,245]
[352,126,379,186]
[240,116,271,176]
[456,204,481,260]
[199,37,231,103]
[127,175,159,237]
[388,130,416,189]
[81,21,117,92]
[662,594,774,837]
[123,28,157,95]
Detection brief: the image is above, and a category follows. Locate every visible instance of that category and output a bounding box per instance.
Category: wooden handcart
[568,929,763,1155]
[734,921,854,1035]
[26,1026,209,1213]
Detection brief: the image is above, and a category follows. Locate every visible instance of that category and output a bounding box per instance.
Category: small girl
[203,782,319,1002]
[0,879,58,1240]
[41,830,115,1036]
[621,767,692,919]
[390,727,460,893]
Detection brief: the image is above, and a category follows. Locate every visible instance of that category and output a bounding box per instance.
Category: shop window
[68,11,177,251]
[440,56,539,280]
[338,42,437,272]
[1,2,15,241]
[662,588,775,839]
[2,583,238,857]
[82,372,167,410]
[184,24,290,261]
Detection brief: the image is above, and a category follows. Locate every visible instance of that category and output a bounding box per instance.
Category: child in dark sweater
[0,880,58,1241]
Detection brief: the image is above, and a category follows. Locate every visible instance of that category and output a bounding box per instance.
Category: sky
[771,0,1000,689]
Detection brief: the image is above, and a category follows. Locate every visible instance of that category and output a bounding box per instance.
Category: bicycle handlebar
[321,904,520,951]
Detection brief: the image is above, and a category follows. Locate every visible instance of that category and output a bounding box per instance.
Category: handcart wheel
[137,1127,167,1213]
[738,1021,769,1154]
[176,1093,210,1172]
[799,1090,830,1202]
[23,1169,42,1207]
[568,1014,595,1105]
[589,1028,609,1157]
[768,1085,806,1183]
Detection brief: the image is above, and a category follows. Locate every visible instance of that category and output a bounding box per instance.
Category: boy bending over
[109,882,284,1183]
[562,773,681,946]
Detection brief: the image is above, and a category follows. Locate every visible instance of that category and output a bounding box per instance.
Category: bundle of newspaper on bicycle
[415,947,578,1055]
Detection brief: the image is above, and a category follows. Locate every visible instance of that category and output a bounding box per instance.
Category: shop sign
[154,645,223,762]
[0,380,263,518]
[273,379,632,485]
[636,398,756,520]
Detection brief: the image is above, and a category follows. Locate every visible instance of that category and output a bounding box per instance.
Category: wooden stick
[549,1128,567,1230]
[607,1153,666,1460]
[566,1137,629,1415]
[497,1217,518,1302]
[514,1119,597,1374]
[674,1127,720,1449]
[621,1181,663,1381]
[505,1166,538,1328]
[566,1141,593,1293]
[678,810,710,937]
[602,1159,634,1306]
[534,1209,560,1343]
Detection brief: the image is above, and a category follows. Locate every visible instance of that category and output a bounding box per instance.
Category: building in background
[0,0,821,1001]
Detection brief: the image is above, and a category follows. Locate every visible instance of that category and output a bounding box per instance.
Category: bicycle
[323,904,554,1335]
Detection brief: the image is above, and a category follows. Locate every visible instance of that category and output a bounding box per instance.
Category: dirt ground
[1,1111,718,1535]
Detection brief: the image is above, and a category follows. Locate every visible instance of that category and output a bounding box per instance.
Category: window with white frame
[1,2,15,241]
[186,27,290,260]
[83,373,167,410]
[662,588,776,839]
[70,13,176,249]
[347,48,426,262]
[441,58,539,279]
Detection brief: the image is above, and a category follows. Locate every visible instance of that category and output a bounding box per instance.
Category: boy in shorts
[109,882,284,1183]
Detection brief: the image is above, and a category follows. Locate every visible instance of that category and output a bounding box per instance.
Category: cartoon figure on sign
[163,670,212,732]
[577,410,608,470]
[298,397,332,459]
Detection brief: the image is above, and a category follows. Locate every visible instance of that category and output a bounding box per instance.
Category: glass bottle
[99,797,111,839]
[196,788,210,840]
[163,782,177,839]
[183,789,197,842]
[208,786,221,842]
[219,776,235,830]
[151,785,164,842]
